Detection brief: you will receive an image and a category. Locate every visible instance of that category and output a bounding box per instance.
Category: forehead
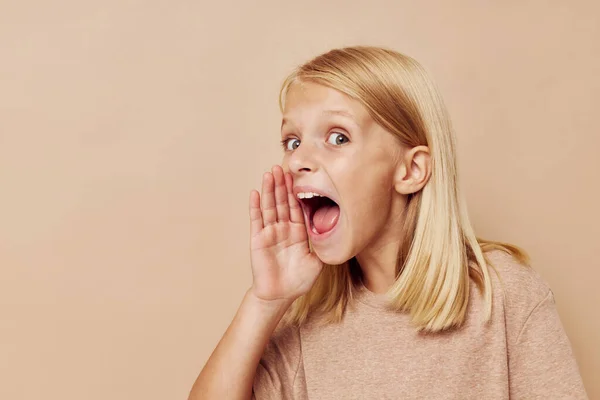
[282,81,371,125]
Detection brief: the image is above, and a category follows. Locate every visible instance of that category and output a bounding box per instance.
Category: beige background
[1,1,598,399]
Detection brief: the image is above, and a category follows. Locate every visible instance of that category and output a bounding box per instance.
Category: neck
[355,193,407,294]
[355,239,400,294]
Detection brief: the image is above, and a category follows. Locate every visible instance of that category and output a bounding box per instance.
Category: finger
[260,171,277,226]
[249,190,263,235]
[272,165,289,222]
[285,172,304,224]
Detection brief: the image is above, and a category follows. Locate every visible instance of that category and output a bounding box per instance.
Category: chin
[312,246,353,266]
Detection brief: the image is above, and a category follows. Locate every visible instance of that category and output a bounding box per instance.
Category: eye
[281,138,301,151]
[327,132,350,146]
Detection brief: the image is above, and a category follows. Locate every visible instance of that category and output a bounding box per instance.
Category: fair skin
[280,81,431,293]
[188,82,430,399]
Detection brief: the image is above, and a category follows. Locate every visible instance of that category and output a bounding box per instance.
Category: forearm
[188,290,293,400]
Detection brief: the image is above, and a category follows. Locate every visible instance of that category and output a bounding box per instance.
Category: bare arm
[187,291,292,400]
[188,166,323,400]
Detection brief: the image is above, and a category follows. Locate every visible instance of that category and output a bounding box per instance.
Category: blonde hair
[279,46,528,332]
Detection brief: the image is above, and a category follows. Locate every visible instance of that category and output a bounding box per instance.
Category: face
[281,81,408,265]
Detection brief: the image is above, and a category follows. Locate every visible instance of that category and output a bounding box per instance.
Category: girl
[189,46,588,399]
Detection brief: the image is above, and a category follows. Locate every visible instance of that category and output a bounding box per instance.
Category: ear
[394,145,432,195]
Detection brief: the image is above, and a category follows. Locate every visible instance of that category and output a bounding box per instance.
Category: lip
[292,184,340,242]
[292,185,339,204]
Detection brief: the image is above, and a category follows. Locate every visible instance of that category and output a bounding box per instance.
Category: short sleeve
[252,324,308,400]
[508,289,588,399]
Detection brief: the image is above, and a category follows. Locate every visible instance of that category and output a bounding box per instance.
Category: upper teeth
[297,192,322,199]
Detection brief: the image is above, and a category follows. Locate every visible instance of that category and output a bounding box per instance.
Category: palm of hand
[249,166,323,302]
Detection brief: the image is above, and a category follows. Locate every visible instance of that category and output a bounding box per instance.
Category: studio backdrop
[0,1,598,399]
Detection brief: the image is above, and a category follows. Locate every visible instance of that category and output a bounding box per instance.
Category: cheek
[328,145,397,235]
[342,160,395,227]
[351,180,393,222]
[281,155,289,172]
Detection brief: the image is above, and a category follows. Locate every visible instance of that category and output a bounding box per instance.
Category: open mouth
[298,194,340,236]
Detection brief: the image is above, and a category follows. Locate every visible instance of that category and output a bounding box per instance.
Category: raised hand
[248,165,323,303]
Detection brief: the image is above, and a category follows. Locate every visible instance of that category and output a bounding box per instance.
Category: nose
[287,142,318,176]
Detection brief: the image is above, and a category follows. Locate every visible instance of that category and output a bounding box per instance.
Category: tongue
[312,204,340,234]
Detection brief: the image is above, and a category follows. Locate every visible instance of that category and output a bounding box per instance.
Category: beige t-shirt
[252,250,588,399]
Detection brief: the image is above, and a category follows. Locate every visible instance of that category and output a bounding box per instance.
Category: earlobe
[394,146,431,195]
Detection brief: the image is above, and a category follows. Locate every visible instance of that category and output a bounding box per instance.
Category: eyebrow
[322,109,356,121]
[281,109,358,129]
[281,118,292,129]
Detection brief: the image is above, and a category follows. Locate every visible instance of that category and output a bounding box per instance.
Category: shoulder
[485,249,551,301]
[484,249,553,340]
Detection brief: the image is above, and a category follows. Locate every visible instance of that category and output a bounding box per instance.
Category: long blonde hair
[279,46,528,333]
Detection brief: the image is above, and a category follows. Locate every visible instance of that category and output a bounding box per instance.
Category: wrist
[244,289,295,317]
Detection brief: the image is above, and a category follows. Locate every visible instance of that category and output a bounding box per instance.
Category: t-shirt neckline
[353,281,392,310]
